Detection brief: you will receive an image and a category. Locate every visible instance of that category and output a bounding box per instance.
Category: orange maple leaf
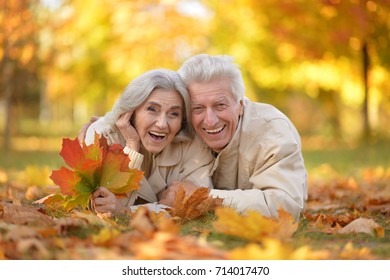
[167,185,223,222]
[49,134,143,211]
[213,207,298,242]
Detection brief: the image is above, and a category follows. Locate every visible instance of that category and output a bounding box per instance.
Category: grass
[302,140,390,175]
[0,150,63,171]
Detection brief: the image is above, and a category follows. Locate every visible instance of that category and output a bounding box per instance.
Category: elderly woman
[84,69,213,217]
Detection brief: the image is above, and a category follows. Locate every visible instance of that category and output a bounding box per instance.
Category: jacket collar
[141,142,182,167]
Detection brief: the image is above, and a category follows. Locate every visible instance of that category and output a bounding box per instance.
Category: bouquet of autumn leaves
[48,134,143,212]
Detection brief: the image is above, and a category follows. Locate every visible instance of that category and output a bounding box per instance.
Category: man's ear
[239,99,244,116]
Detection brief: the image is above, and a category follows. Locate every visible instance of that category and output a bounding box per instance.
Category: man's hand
[78,116,99,146]
[158,181,199,206]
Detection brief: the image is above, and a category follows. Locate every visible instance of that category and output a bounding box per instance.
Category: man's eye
[216,104,227,110]
[147,106,157,112]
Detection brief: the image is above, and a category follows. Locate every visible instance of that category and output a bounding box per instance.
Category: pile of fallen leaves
[0,143,389,259]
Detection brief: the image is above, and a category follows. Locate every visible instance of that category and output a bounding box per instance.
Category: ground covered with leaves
[0,163,389,260]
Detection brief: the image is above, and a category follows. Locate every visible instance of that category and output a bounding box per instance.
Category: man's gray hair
[178,54,245,102]
[104,69,193,141]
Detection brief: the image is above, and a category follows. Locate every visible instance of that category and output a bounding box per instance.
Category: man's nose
[204,108,218,127]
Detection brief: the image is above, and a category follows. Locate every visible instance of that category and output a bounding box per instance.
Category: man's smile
[204,125,226,135]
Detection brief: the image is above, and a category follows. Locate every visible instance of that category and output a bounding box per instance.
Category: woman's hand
[115,111,140,151]
[91,187,122,218]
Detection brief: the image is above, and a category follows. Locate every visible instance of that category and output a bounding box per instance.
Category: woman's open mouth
[149,131,167,141]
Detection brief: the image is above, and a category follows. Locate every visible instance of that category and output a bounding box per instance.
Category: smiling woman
[81,69,214,217]
[132,89,183,154]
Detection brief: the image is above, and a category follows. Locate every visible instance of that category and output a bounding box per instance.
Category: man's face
[188,78,243,152]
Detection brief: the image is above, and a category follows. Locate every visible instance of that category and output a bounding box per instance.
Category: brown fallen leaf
[213,207,298,242]
[130,206,180,238]
[167,185,223,222]
[131,232,226,260]
[338,217,385,237]
[0,202,55,227]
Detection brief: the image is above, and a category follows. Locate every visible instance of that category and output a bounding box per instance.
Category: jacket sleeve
[210,119,307,220]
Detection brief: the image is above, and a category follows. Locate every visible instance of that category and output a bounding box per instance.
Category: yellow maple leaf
[213,207,298,242]
[92,227,121,245]
[229,239,330,260]
[338,242,375,260]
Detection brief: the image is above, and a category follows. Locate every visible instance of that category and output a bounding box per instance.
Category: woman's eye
[147,106,157,112]
[170,111,181,117]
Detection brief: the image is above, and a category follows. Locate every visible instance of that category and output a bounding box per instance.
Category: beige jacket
[209,101,308,220]
[85,117,214,206]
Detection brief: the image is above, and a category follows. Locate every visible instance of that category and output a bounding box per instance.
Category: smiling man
[162,54,308,220]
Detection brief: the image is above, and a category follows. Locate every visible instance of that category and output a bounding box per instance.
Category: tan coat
[209,101,308,220]
[85,117,214,206]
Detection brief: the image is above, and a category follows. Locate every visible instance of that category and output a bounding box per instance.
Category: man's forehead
[190,92,235,104]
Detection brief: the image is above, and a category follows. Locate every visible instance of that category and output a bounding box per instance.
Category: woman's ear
[130,114,135,126]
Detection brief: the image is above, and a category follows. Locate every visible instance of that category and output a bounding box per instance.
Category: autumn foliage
[0,160,389,259]
[49,135,143,211]
[168,185,223,222]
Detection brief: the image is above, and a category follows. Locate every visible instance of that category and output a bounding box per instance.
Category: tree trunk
[1,57,14,152]
[362,42,370,142]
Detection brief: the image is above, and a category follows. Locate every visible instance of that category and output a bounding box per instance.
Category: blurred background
[1,0,389,176]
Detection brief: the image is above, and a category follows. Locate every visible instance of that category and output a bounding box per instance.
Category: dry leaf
[130,207,156,238]
[167,185,223,222]
[338,217,384,237]
[0,202,55,227]
[338,242,375,260]
[130,207,180,237]
[228,238,330,260]
[131,232,226,260]
[213,207,298,242]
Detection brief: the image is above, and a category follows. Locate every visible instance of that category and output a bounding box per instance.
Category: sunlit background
[1,0,390,163]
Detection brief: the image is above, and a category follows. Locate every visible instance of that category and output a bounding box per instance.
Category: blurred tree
[249,0,390,141]
[0,0,41,151]
[47,0,209,124]
[202,0,390,140]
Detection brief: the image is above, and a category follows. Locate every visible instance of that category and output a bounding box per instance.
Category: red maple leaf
[49,133,143,210]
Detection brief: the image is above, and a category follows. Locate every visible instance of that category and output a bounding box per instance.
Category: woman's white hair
[177,54,245,102]
[104,69,193,142]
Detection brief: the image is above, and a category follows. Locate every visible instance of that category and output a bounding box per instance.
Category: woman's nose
[155,114,168,129]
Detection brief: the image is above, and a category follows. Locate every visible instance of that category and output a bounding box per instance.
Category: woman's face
[133,88,183,154]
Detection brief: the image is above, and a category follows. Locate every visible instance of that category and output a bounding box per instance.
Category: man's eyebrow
[215,97,229,103]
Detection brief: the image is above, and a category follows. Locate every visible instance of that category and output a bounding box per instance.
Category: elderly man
[160,54,307,220]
